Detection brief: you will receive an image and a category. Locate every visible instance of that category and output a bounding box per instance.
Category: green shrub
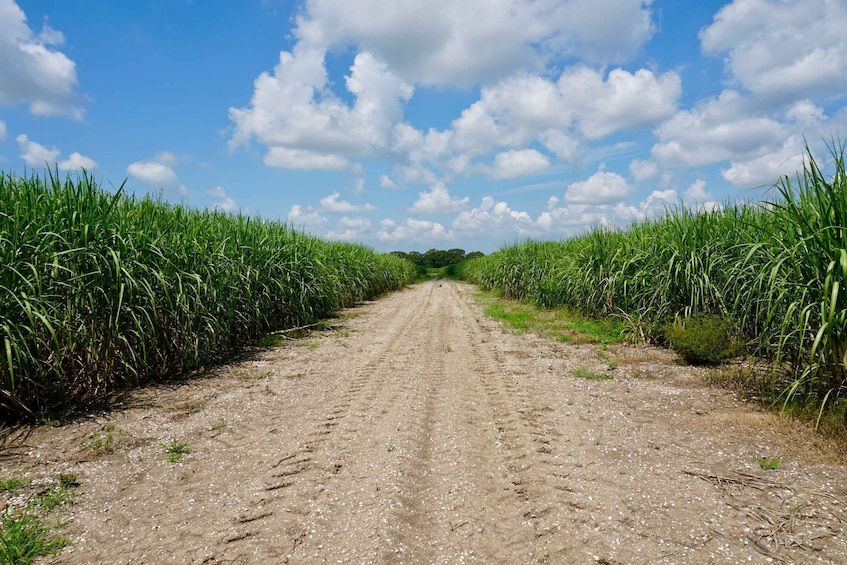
[665,314,741,365]
[442,264,458,278]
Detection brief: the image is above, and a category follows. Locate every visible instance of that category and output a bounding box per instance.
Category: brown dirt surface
[3,279,847,564]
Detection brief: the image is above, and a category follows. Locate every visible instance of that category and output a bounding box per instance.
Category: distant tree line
[390,248,484,269]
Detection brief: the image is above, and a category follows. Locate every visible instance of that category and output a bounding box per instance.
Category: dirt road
[3,280,847,564]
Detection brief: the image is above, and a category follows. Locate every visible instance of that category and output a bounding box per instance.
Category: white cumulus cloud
[682,180,721,211]
[540,130,583,164]
[785,100,826,127]
[0,0,86,118]
[58,151,96,171]
[326,216,372,241]
[565,169,630,204]
[208,186,238,213]
[638,189,678,218]
[319,191,376,213]
[683,179,709,202]
[0,119,6,141]
[489,149,550,179]
[437,66,680,160]
[230,1,663,179]
[558,66,681,139]
[721,135,807,187]
[16,134,96,170]
[379,175,397,189]
[338,216,370,230]
[377,217,454,242]
[127,154,188,197]
[538,189,681,235]
[264,147,357,172]
[629,158,658,182]
[296,0,655,88]
[652,90,788,167]
[453,196,536,236]
[537,204,611,230]
[700,0,847,101]
[230,49,411,172]
[382,63,680,183]
[409,183,469,214]
[288,204,328,227]
[16,134,58,164]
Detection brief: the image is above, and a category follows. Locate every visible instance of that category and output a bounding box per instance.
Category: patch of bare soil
[2,279,846,564]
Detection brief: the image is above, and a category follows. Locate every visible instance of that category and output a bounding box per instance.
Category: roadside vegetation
[0,473,79,564]
[460,143,847,426]
[0,170,416,422]
[476,292,624,344]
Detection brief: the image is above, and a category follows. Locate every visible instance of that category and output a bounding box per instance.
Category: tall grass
[460,143,847,409]
[0,170,415,420]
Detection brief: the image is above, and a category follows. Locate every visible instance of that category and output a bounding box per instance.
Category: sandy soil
[2,279,846,564]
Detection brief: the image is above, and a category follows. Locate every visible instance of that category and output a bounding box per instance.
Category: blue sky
[2,0,846,253]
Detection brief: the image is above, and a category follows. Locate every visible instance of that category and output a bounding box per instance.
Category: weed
[37,487,71,513]
[758,458,780,470]
[0,474,78,564]
[56,474,79,490]
[88,424,125,455]
[572,367,613,381]
[257,334,287,347]
[0,510,68,564]
[0,477,29,495]
[597,345,620,370]
[706,365,775,400]
[88,432,115,454]
[447,520,468,532]
[160,438,190,463]
[135,396,156,408]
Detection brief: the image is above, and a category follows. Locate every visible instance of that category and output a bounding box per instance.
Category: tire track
[381,289,449,564]
[281,280,457,563]
[286,281,536,564]
[447,282,584,561]
[217,283,438,562]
